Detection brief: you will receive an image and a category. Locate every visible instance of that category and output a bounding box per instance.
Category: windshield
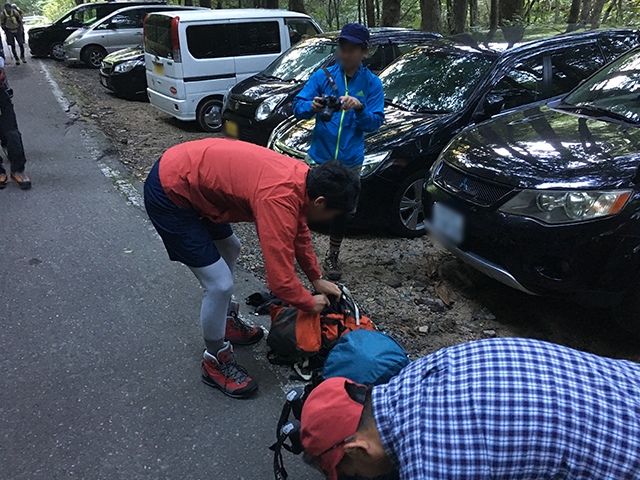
[262,37,336,82]
[379,47,494,113]
[562,49,640,124]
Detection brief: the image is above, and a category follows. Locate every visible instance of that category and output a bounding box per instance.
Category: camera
[318,94,341,122]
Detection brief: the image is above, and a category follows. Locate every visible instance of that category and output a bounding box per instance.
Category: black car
[423,47,640,324]
[222,28,440,146]
[28,1,164,61]
[100,46,146,99]
[270,30,640,238]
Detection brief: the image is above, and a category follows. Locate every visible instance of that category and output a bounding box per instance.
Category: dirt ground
[49,61,640,362]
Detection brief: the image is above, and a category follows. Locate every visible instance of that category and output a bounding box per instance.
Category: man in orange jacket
[144,139,360,399]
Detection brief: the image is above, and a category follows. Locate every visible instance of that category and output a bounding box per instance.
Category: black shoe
[11,171,31,190]
[323,250,342,281]
[0,171,7,189]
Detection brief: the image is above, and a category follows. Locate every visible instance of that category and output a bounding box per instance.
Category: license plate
[225,120,238,138]
[153,62,163,74]
[432,202,464,245]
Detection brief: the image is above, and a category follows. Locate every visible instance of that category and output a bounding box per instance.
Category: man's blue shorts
[144,158,233,268]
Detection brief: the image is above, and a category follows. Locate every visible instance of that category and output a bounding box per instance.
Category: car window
[549,43,604,97]
[187,23,236,59]
[362,45,387,72]
[60,7,97,27]
[110,11,143,29]
[490,56,544,110]
[599,35,639,62]
[237,21,281,56]
[285,18,320,46]
[262,37,336,81]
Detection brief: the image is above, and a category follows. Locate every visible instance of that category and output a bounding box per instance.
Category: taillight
[171,16,181,62]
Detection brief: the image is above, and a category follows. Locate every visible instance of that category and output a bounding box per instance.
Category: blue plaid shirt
[372,338,640,479]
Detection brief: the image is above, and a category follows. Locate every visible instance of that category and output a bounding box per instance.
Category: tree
[588,0,608,27]
[566,0,581,29]
[365,0,376,26]
[288,0,305,12]
[499,0,524,22]
[381,0,400,25]
[200,0,212,8]
[449,0,468,33]
[264,0,278,8]
[469,0,478,26]
[420,0,441,32]
[579,0,591,21]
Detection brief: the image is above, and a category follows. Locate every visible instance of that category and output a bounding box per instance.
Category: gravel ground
[48,61,640,362]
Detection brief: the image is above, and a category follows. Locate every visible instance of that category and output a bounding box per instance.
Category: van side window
[285,19,320,45]
[186,24,236,59]
[237,21,281,56]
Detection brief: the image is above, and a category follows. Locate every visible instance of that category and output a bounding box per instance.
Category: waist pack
[270,329,409,480]
[267,285,374,371]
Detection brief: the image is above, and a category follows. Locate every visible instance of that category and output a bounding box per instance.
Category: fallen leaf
[426,254,439,277]
[124,250,133,254]
[435,281,453,306]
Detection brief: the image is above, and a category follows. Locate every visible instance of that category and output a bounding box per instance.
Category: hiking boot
[11,171,31,190]
[323,250,342,281]
[15,59,20,65]
[20,56,26,64]
[201,344,258,398]
[0,171,7,189]
[225,301,264,345]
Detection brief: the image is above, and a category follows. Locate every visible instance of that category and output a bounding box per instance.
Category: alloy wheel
[204,104,222,129]
[51,43,65,60]
[398,178,426,232]
[90,50,104,68]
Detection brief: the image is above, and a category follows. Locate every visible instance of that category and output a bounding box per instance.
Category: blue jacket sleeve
[293,70,323,120]
[355,75,385,132]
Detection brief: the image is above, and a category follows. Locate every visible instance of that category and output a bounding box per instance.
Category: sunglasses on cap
[302,435,356,474]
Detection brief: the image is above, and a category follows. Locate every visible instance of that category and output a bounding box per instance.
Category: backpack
[266,285,374,378]
[270,329,410,480]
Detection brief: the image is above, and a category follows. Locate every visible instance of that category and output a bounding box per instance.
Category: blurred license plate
[432,202,464,245]
[225,121,238,138]
[153,62,163,74]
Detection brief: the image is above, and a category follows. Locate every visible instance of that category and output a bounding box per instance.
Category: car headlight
[255,94,288,121]
[499,189,631,224]
[360,151,391,177]
[113,59,143,73]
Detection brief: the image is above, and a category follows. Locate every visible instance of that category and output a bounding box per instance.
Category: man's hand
[311,293,330,314]
[313,278,342,300]
[339,95,363,112]
[311,97,324,112]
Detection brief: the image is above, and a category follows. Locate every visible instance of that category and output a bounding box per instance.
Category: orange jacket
[159,138,322,311]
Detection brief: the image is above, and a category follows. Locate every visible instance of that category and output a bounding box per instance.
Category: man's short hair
[306,160,361,213]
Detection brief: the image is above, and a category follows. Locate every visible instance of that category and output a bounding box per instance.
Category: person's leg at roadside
[17,33,25,63]
[6,31,18,64]
[323,164,361,280]
[144,159,258,398]
[0,149,6,188]
[0,93,29,189]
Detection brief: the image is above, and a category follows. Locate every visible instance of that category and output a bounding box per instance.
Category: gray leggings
[188,234,241,350]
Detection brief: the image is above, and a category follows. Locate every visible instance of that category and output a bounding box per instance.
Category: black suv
[270,30,640,237]
[423,47,640,329]
[28,1,164,61]
[222,28,440,146]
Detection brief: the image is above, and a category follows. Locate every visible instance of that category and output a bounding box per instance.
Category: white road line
[40,61,144,208]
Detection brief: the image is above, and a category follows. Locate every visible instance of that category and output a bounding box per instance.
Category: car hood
[105,46,144,63]
[28,24,51,33]
[231,76,302,103]
[273,105,448,155]
[442,105,640,190]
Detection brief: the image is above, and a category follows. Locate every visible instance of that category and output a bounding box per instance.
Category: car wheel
[390,170,428,238]
[49,41,65,61]
[197,98,223,132]
[82,45,106,69]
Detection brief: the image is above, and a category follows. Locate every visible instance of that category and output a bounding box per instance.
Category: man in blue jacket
[293,23,385,280]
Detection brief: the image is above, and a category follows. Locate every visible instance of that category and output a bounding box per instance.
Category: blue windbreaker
[293,63,385,167]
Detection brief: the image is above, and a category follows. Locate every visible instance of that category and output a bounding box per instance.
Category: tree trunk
[499,0,524,22]
[469,0,478,26]
[381,0,401,25]
[450,0,468,33]
[579,0,591,21]
[200,0,212,8]
[489,0,499,29]
[75,0,84,5]
[566,0,580,30]
[288,0,305,11]
[601,0,614,23]
[445,0,453,32]
[420,0,441,32]
[365,0,376,26]
[588,0,607,27]
[184,0,193,6]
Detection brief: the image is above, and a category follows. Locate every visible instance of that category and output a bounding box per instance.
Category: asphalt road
[0,58,319,480]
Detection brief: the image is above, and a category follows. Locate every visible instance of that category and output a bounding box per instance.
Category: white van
[144,9,322,132]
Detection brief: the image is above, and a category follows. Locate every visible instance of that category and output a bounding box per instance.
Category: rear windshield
[145,14,173,59]
[262,37,336,82]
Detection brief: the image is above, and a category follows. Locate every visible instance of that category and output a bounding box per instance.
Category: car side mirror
[484,94,505,117]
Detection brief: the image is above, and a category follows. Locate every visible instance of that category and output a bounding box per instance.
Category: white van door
[233,19,285,83]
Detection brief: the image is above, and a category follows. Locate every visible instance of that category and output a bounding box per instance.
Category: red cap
[300,377,365,480]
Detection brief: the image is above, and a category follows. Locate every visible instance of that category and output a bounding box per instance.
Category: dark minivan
[424,47,640,329]
[222,28,440,146]
[28,1,164,60]
[270,30,640,237]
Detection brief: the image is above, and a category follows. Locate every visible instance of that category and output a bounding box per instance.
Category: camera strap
[321,67,340,94]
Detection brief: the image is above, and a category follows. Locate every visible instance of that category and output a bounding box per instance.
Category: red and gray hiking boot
[201,344,258,398]
[225,301,264,345]
[11,171,31,190]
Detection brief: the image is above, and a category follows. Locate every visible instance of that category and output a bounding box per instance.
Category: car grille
[434,163,513,207]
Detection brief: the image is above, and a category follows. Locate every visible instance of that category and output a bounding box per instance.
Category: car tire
[390,169,428,238]
[81,45,107,69]
[196,98,223,132]
[49,41,65,61]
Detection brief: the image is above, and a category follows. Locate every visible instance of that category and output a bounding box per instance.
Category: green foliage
[40,0,74,21]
